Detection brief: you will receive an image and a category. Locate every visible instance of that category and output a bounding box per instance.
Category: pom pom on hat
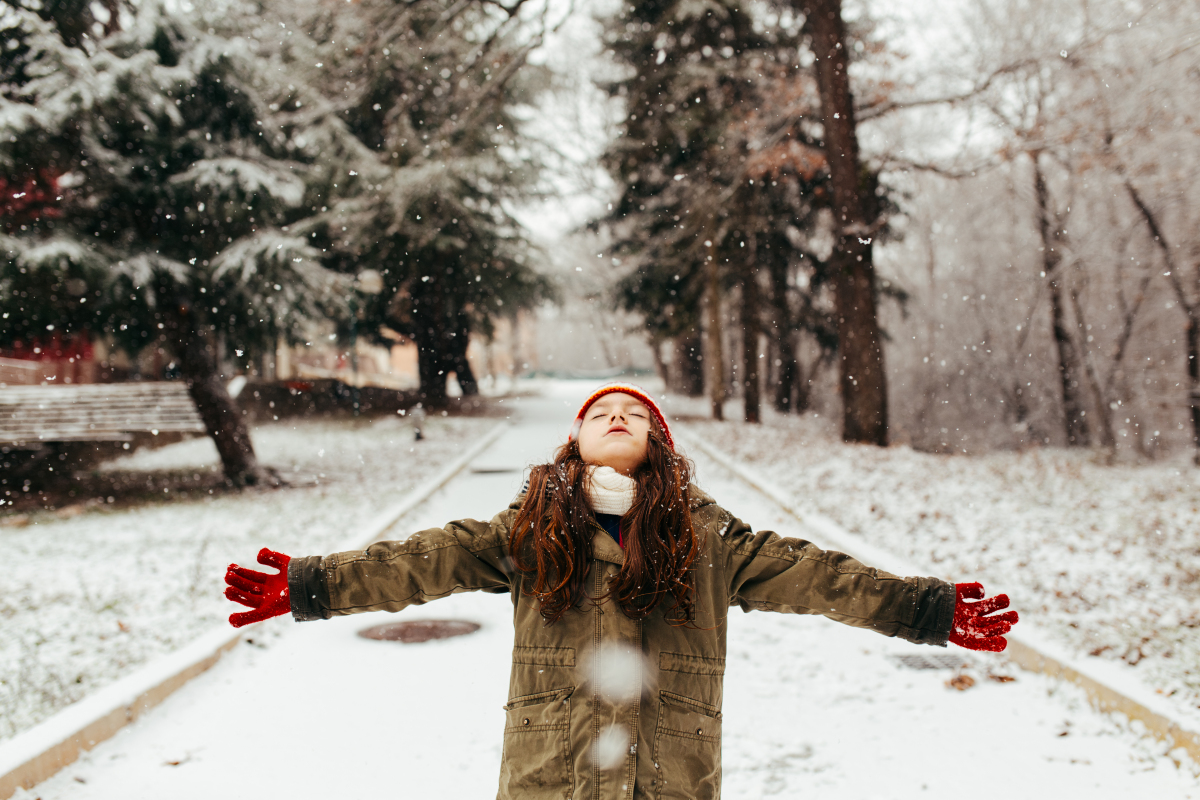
[568,382,674,451]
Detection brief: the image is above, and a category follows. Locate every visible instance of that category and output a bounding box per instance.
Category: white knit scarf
[586,465,636,516]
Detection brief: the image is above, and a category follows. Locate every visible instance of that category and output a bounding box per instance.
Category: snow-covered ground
[0,413,501,743]
[13,385,1198,798]
[676,403,1200,733]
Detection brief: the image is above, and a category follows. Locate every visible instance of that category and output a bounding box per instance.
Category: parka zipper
[592,537,604,800]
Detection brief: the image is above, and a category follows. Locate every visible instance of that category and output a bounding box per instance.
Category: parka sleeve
[286,508,516,621]
[710,508,955,646]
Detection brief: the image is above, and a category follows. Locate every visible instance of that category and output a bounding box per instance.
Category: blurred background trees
[3,0,1199,471]
[870,0,1200,461]
[268,0,555,407]
[595,0,1199,462]
[596,0,895,434]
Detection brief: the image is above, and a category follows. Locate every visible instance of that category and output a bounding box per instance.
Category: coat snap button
[696,728,703,735]
[522,718,531,726]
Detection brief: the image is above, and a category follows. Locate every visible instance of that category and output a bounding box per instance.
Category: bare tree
[862,0,1200,458]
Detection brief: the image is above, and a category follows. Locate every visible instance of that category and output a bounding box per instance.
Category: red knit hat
[568,382,675,451]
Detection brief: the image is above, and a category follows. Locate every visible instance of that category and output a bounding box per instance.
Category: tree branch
[856,59,1039,123]
[1123,179,1195,315]
[876,155,997,180]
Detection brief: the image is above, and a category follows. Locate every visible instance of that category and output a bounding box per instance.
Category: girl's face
[577,392,652,476]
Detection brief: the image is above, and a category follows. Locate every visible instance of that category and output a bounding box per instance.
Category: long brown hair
[509,421,700,625]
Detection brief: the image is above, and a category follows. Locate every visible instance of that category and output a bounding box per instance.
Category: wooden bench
[0,382,206,447]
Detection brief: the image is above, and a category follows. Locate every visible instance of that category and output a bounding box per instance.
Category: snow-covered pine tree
[0,0,356,485]
[269,0,556,406]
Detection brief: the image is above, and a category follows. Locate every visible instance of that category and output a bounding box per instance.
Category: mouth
[605,425,631,436]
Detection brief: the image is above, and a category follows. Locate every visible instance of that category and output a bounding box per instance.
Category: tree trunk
[741,239,762,423]
[795,357,813,412]
[414,332,450,407]
[1068,281,1117,452]
[767,251,797,413]
[1032,154,1090,446]
[1187,317,1200,463]
[775,339,800,414]
[677,327,705,397]
[804,0,888,445]
[164,299,272,486]
[1122,179,1200,464]
[706,235,725,420]
[411,278,451,408]
[449,306,479,396]
[1047,274,1090,446]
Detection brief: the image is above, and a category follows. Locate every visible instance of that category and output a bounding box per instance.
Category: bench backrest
[0,382,206,445]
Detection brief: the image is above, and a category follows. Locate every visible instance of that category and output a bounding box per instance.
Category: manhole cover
[358,620,481,643]
[888,653,974,671]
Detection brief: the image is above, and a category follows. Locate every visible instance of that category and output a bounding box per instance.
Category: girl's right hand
[225,548,292,628]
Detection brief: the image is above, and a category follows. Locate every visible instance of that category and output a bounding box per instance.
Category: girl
[225,383,1017,800]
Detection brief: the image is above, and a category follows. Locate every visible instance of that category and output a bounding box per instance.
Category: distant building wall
[274,335,420,390]
[0,334,100,386]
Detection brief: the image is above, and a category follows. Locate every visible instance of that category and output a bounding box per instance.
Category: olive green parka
[287,487,955,800]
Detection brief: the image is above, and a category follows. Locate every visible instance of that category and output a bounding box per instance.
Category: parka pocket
[652,691,722,800]
[499,686,574,799]
[659,651,725,710]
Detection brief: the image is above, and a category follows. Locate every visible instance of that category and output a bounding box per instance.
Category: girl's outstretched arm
[225,509,516,626]
[713,509,1019,649]
[713,510,955,646]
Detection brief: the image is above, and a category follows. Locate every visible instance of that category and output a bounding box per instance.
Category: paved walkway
[22,382,1197,798]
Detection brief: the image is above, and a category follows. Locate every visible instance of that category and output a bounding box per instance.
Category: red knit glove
[224,548,292,628]
[948,582,1019,652]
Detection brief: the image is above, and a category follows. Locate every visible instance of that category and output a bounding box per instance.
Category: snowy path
[19,384,1197,799]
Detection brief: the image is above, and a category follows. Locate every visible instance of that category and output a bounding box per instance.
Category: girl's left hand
[948,582,1019,652]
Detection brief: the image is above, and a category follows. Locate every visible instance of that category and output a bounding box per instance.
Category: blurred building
[0,333,99,386]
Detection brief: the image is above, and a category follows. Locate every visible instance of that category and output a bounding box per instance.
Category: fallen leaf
[946,674,976,691]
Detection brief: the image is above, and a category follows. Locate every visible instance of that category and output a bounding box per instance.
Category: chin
[605,452,646,473]
[584,450,626,469]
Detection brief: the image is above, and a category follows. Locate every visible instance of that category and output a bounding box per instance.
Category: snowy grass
[671,402,1200,730]
[0,413,499,743]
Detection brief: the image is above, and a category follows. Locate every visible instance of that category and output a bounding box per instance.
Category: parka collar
[590,526,625,565]
[688,485,717,510]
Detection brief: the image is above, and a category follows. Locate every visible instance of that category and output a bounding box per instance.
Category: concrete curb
[679,430,1200,770]
[0,421,509,800]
